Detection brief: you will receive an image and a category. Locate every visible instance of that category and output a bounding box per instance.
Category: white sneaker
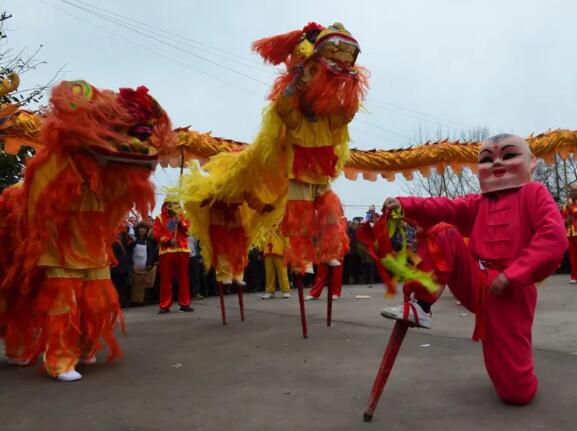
[331,295,339,300]
[570,279,577,284]
[305,263,314,274]
[380,298,432,329]
[57,369,83,382]
[80,356,97,365]
[261,292,275,299]
[327,259,341,267]
[283,292,291,298]
[5,357,30,366]
[304,295,318,301]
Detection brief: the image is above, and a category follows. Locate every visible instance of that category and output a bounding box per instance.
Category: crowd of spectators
[110,206,404,307]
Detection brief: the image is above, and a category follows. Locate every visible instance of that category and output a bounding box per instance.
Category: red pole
[363,321,411,422]
[237,283,245,322]
[326,266,333,327]
[296,274,308,339]
[217,282,227,325]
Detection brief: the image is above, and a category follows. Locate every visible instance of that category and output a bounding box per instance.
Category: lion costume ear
[51,80,98,112]
[251,22,324,66]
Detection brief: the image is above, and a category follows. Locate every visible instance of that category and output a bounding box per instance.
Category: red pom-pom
[117,86,156,123]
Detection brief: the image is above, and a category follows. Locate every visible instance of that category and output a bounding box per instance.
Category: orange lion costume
[0,80,174,381]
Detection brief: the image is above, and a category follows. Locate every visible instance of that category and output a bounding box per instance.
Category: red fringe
[285,236,316,273]
[281,199,316,237]
[267,61,369,119]
[252,29,303,65]
[292,145,338,179]
[356,212,396,295]
[31,277,123,374]
[301,64,369,117]
[315,190,349,261]
[209,225,249,276]
[281,200,316,272]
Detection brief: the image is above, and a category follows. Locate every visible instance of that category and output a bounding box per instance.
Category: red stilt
[363,321,411,422]
[217,282,227,325]
[295,274,308,339]
[326,267,333,327]
[237,283,245,322]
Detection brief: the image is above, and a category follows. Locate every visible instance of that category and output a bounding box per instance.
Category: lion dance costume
[177,22,368,280]
[0,80,174,381]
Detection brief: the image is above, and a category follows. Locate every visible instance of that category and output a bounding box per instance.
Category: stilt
[217,282,227,325]
[295,274,308,339]
[237,283,245,322]
[326,267,333,327]
[363,321,411,422]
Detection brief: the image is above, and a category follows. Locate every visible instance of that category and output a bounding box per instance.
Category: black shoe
[179,306,194,312]
[158,308,170,314]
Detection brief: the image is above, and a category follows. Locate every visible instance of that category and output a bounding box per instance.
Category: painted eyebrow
[479,149,493,156]
[501,144,520,152]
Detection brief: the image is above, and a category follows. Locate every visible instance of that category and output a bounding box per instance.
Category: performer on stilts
[252,22,368,275]
[380,134,567,404]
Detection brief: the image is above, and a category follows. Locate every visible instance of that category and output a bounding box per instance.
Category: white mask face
[477,136,536,193]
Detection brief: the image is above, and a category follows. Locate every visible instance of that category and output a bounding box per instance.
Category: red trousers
[309,263,343,298]
[407,224,537,405]
[568,236,577,280]
[159,252,190,309]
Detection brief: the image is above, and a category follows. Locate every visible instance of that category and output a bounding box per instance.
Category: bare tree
[403,125,489,198]
[0,11,64,190]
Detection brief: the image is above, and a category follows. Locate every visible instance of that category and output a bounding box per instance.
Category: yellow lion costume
[177,22,368,277]
[0,80,174,381]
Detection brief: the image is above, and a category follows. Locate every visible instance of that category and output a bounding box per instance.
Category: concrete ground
[1,274,577,431]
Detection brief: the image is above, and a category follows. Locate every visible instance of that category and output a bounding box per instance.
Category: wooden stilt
[326,267,333,327]
[217,282,227,325]
[296,274,308,339]
[237,283,245,322]
[363,321,411,422]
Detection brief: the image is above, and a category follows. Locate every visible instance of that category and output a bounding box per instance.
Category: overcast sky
[5,0,577,217]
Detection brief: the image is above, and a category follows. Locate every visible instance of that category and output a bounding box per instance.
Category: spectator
[111,221,134,308]
[364,205,378,223]
[188,235,203,299]
[130,222,158,305]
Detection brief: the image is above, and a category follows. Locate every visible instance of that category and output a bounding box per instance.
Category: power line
[67,0,474,133]
[63,0,273,74]
[60,0,272,87]
[42,0,411,140]
[367,95,476,130]
[66,0,266,68]
[39,0,264,97]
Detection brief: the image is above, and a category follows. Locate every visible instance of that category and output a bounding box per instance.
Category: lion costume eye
[479,156,493,164]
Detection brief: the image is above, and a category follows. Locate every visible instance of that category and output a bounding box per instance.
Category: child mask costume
[381,134,567,404]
